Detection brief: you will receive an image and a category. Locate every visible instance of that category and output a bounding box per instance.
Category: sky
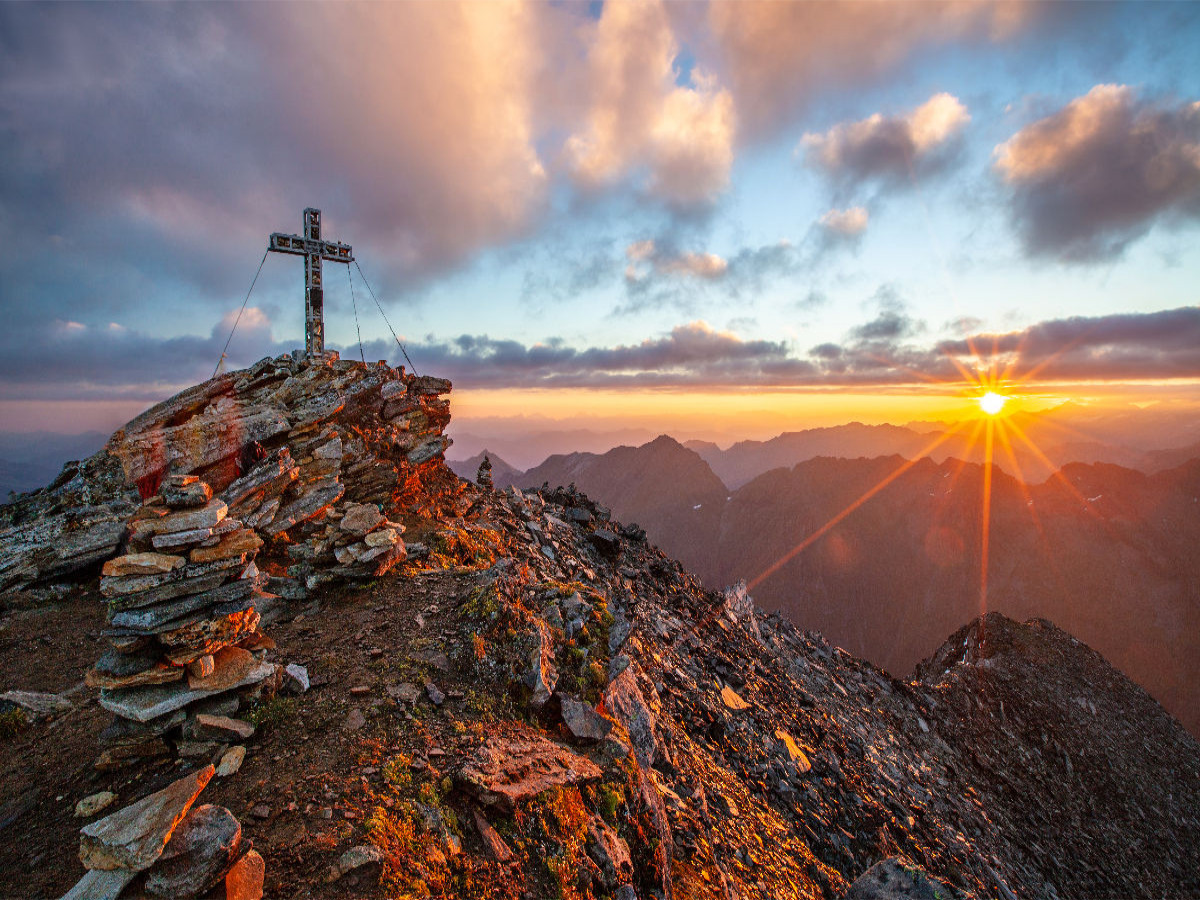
[2,1,1199,449]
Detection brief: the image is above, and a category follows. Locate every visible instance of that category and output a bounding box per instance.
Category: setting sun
[979,391,1008,416]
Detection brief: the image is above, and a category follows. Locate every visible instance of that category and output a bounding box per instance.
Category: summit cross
[268,208,354,358]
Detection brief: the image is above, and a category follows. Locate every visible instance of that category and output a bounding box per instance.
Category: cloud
[937,306,1200,381]
[800,93,970,183]
[0,308,291,401]
[710,2,1033,139]
[820,207,870,238]
[396,321,805,389]
[0,2,559,311]
[6,305,1197,403]
[851,309,921,342]
[994,84,1200,260]
[565,0,735,210]
[625,240,728,283]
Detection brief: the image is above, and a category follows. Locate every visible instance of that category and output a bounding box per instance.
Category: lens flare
[979,391,1007,416]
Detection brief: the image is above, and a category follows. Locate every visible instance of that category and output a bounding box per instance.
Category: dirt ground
[0,561,532,899]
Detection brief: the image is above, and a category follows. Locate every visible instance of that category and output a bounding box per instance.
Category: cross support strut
[268,208,354,358]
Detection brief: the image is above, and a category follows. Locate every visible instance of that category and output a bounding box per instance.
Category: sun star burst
[979,391,1008,416]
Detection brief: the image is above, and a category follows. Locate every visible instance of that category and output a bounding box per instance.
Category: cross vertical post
[268,208,354,359]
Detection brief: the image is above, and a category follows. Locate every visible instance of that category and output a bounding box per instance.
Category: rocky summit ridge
[0,355,1197,900]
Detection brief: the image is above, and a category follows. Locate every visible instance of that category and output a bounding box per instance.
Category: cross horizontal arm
[269,232,354,263]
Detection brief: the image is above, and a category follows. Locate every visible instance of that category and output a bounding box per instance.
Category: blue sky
[1,1,1198,439]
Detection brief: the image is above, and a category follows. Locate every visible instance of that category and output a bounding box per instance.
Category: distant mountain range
[687,415,1200,489]
[450,430,1200,738]
[0,432,107,501]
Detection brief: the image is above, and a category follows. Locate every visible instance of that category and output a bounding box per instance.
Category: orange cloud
[820,207,870,237]
[565,0,735,209]
[624,240,728,281]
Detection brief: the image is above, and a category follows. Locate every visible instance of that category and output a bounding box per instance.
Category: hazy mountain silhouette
[0,431,107,500]
[686,416,1200,489]
[523,435,729,564]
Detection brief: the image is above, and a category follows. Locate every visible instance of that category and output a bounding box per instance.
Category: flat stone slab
[363,527,399,548]
[775,729,812,773]
[129,499,227,541]
[558,696,613,744]
[187,645,257,692]
[221,848,264,900]
[102,553,186,578]
[79,765,214,872]
[456,730,602,812]
[100,661,275,723]
[161,479,212,509]
[104,570,231,610]
[190,529,262,564]
[721,685,751,710]
[151,526,216,550]
[217,745,246,777]
[86,663,183,691]
[0,689,72,718]
[191,713,255,742]
[76,791,118,818]
[340,502,383,535]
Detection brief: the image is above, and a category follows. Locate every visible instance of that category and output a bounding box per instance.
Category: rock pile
[88,474,277,769]
[216,446,408,597]
[65,764,265,900]
[277,496,408,595]
[0,351,454,599]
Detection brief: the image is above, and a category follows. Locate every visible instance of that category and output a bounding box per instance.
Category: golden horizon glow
[979,391,1008,416]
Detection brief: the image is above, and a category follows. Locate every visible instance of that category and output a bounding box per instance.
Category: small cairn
[476,454,494,490]
[88,475,279,769]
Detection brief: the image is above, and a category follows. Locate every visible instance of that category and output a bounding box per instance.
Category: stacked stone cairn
[88,474,279,769]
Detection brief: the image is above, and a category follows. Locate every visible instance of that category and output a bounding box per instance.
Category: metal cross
[268,208,354,357]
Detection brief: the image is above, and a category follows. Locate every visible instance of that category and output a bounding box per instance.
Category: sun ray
[747,421,971,591]
[979,417,996,615]
[1004,419,1116,532]
[1006,329,1093,386]
[995,420,1078,604]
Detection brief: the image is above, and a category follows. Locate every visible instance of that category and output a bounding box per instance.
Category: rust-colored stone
[189,529,263,564]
